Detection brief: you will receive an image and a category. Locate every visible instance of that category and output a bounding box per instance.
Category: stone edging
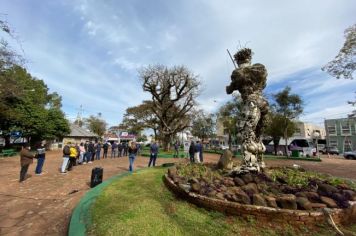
[163,174,355,226]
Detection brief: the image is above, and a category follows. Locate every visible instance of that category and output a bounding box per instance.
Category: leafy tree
[216,96,242,149]
[140,65,200,150]
[85,115,107,137]
[264,111,296,155]
[322,24,355,80]
[119,101,159,137]
[1,19,24,69]
[191,111,216,142]
[0,65,70,146]
[272,87,303,156]
[348,92,356,118]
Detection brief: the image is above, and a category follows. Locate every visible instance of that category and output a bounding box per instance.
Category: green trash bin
[291,150,300,157]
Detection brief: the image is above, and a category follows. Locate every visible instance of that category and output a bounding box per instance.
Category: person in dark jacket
[95,142,101,160]
[102,142,109,158]
[148,141,159,167]
[188,141,195,163]
[118,143,123,157]
[87,141,95,163]
[111,142,117,158]
[20,144,35,182]
[128,141,138,172]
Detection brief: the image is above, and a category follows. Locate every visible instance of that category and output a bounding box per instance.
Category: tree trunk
[4,135,11,148]
[228,132,232,150]
[162,135,171,151]
[284,130,289,157]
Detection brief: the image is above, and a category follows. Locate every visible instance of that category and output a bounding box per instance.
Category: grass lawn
[90,167,355,236]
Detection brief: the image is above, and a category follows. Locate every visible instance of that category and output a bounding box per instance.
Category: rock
[310,203,327,209]
[241,173,254,184]
[253,194,267,206]
[296,197,312,210]
[277,194,297,210]
[217,149,234,170]
[331,193,349,208]
[178,184,191,192]
[207,190,217,198]
[343,190,356,201]
[168,167,177,178]
[235,191,251,204]
[233,177,245,186]
[303,192,320,202]
[295,192,307,198]
[216,192,225,200]
[318,183,338,196]
[223,178,235,187]
[190,178,199,184]
[264,196,278,208]
[191,183,201,193]
[242,183,259,196]
[220,185,228,192]
[320,196,338,208]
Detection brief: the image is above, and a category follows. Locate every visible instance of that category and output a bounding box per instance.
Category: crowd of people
[19,139,204,182]
[60,141,141,174]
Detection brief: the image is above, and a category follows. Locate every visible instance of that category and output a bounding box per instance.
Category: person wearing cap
[20,144,35,182]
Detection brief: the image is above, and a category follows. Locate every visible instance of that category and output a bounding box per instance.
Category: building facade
[324,117,356,153]
[293,121,326,140]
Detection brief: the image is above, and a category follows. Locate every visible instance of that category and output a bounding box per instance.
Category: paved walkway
[0,151,355,235]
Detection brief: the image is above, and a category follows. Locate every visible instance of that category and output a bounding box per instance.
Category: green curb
[68,171,131,236]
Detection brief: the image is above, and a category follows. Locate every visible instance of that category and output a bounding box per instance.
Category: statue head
[234,48,252,67]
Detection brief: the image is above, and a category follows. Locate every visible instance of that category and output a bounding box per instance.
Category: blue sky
[1,0,355,127]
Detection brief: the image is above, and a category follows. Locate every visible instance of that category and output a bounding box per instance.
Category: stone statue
[226,48,269,172]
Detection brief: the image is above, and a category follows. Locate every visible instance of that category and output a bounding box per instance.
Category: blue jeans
[96,151,101,160]
[129,154,136,172]
[111,149,116,158]
[85,152,92,162]
[35,156,45,174]
[148,153,157,167]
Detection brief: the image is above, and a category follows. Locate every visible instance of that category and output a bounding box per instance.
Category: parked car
[320,147,339,155]
[344,150,356,160]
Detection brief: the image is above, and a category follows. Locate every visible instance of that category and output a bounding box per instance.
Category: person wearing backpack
[61,142,71,173]
[68,144,78,171]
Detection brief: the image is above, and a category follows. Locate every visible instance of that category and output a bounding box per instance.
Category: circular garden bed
[165,163,356,227]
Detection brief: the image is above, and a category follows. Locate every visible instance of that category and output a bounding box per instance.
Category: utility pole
[76,104,84,127]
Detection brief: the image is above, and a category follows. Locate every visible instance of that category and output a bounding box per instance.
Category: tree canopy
[0,65,70,145]
[191,111,216,142]
[85,114,107,137]
[271,86,303,155]
[322,24,355,79]
[140,65,200,150]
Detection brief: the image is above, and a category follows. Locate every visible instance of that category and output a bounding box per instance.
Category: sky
[1,0,356,128]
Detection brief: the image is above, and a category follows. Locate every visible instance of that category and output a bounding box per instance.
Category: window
[294,128,301,136]
[329,140,337,148]
[341,123,351,135]
[327,125,336,135]
[344,139,352,152]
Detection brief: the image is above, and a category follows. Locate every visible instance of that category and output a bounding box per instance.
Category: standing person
[123,142,128,156]
[148,141,159,167]
[111,142,117,158]
[19,144,35,182]
[188,141,195,163]
[61,142,71,173]
[194,141,201,163]
[174,142,179,158]
[118,142,123,157]
[88,141,95,163]
[75,143,80,166]
[102,142,109,159]
[95,142,102,160]
[35,143,46,175]
[79,143,85,164]
[128,141,138,172]
[68,144,78,171]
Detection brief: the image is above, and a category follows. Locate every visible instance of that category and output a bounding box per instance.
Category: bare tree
[140,65,200,150]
